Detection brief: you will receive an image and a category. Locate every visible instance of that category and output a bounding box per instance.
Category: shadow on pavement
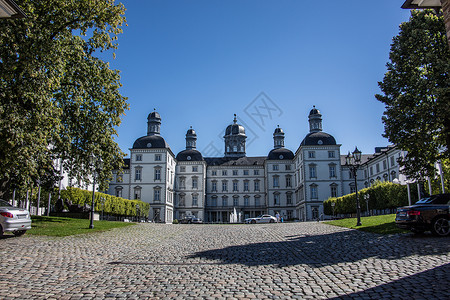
[187,229,450,267]
[329,263,450,300]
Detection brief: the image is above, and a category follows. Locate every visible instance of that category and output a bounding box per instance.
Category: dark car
[395,193,450,236]
[179,215,203,224]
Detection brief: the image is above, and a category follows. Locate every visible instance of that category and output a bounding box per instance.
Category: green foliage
[375,9,450,180]
[29,216,134,237]
[0,0,128,198]
[324,182,417,215]
[324,214,407,235]
[172,219,179,224]
[61,187,149,217]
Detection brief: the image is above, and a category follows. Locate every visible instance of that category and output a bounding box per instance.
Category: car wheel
[431,217,450,237]
[269,219,275,223]
[251,220,256,224]
[13,230,26,237]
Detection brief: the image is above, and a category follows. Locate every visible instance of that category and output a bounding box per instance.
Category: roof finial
[233,114,237,124]
[190,125,192,129]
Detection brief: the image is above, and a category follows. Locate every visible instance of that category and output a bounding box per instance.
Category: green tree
[0,0,128,197]
[376,9,450,180]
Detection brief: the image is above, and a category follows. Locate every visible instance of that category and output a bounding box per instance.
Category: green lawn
[324,214,409,235]
[27,216,136,237]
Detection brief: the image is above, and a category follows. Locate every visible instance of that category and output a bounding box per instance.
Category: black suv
[395,193,450,236]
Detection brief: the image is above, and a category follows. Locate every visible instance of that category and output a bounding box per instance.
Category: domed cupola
[133,109,170,149]
[147,109,161,136]
[176,127,203,161]
[224,114,247,158]
[308,105,322,133]
[273,125,285,149]
[301,106,336,146]
[268,125,294,160]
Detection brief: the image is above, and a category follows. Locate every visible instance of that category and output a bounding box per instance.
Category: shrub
[61,187,149,217]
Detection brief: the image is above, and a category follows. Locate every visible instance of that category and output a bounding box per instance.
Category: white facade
[107,108,405,222]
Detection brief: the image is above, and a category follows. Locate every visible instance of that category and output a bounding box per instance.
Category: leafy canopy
[0,0,128,196]
[376,9,450,180]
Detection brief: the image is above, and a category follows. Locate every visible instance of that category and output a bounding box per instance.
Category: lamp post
[364,194,370,217]
[346,147,362,226]
[89,155,103,229]
[331,202,336,219]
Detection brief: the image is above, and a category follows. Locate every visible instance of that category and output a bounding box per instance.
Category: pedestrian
[275,212,280,223]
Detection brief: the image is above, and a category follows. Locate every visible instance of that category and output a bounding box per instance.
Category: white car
[245,214,277,224]
[0,199,32,237]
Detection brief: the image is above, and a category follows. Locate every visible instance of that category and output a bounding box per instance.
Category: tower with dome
[107,106,366,223]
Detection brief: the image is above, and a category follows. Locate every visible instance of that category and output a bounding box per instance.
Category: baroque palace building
[107,107,403,223]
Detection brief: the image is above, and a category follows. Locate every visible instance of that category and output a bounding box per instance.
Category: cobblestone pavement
[0,222,449,299]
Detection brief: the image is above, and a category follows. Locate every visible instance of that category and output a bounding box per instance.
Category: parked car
[245,214,277,224]
[395,193,450,236]
[179,215,203,224]
[0,199,32,237]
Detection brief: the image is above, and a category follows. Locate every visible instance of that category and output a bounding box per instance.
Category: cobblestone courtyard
[0,222,449,299]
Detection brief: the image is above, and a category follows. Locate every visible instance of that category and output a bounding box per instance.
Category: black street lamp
[89,155,103,229]
[346,147,362,226]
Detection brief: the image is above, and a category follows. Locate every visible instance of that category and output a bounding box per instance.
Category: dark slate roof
[300,131,336,146]
[205,156,266,166]
[176,149,204,161]
[132,135,169,149]
[267,148,294,160]
[148,111,161,119]
[225,123,246,136]
[309,107,320,115]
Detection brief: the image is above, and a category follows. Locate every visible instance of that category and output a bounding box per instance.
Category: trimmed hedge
[61,187,149,217]
[324,181,419,215]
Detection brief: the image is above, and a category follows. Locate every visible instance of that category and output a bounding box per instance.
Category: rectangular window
[180,178,186,189]
[135,169,142,181]
[286,176,291,187]
[134,189,141,200]
[308,151,315,158]
[233,198,238,207]
[383,160,387,170]
[233,170,238,176]
[136,154,142,161]
[212,181,217,192]
[154,169,161,180]
[179,195,185,207]
[222,197,228,207]
[192,178,198,189]
[349,170,354,179]
[192,195,198,206]
[254,180,260,191]
[243,170,249,175]
[285,164,291,171]
[155,154,161,161]
[274,193,280,205]
[376,163,380,173]
[350,186,356,193]
[210,197,217,207]
[192,166,198,172]
[244,196,249,207]
[255,197,260,207]
[310,186,318,199]
[328,151,335,158]
[329,165,336,178]
[233,181,238,192]
[180,166,186,172]
[212,170,217,176]
[286,193,292,205]
[222,170,227,176]
[273,164,279,171]
[390,156,395,167]
[287,210,293,219]
[222,181,227,192]
[254,170,259,176]
[273,176,279,188]
[244,181,249,191]
[370,166,373,176]
[154,189,160,201]
[331,186,337,197]
[309,166,316,178]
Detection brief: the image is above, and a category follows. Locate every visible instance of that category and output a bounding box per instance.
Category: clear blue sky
[106,0,412,158]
